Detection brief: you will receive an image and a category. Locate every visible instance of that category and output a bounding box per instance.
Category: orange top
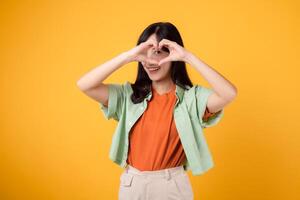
[126,83,216,171]
[203,103,217,121]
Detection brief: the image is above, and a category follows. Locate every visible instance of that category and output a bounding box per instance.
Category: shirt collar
[145,81,187,102]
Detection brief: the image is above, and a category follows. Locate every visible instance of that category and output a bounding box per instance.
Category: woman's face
[142,34,172,82]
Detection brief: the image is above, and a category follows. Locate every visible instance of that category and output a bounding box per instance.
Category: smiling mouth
[147,66,160,72]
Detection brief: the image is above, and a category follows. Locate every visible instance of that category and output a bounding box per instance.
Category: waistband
[124,164,185,180]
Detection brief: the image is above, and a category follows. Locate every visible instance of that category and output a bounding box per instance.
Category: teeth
[149,67,160,71]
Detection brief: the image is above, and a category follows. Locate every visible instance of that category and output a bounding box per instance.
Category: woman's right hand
[124,38,159,66]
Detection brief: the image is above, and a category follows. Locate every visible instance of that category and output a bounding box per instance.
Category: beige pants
[118,164,194,200]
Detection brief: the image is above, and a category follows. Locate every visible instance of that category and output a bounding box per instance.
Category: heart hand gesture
[156,39,189,66]
[126,38,160,66]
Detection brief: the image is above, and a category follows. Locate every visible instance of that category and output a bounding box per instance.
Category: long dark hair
[130,22,193,104]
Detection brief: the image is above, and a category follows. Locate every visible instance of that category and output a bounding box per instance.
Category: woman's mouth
[147,66,160,73]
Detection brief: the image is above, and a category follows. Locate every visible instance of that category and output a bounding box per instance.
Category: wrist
[183,51,195,64]
[120,51,135,64]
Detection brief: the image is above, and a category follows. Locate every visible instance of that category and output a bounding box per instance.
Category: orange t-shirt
[126,83,216,171]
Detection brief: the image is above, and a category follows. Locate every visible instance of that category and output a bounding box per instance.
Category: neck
[151,79,175,94]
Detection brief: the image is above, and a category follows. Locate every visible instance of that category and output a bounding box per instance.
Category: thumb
[158,57,172,66]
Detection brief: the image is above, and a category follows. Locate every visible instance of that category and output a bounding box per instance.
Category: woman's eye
[161,47,169,53]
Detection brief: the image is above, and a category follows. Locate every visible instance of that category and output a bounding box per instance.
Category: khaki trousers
[118,164,194,200]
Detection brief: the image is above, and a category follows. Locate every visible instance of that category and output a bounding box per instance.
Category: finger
[158,39,172,50]
[148,40,159,51]
[142,43,157,54]
[143,42,155,50]
[158,57,172,66]
[137,54,147,62]
[139,41,154,52]
[159,43,170,53]
[146,37,158,46]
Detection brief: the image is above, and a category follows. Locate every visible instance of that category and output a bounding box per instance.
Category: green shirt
[99,81,224,176]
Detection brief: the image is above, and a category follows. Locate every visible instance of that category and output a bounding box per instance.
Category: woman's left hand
[157,39,190,66]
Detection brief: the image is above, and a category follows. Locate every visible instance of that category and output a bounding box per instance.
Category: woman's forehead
[147,34,159,41]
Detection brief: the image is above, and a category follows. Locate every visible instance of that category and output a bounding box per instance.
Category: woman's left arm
[183,51,238,113]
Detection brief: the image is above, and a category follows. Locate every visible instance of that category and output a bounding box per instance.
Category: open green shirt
[99,81,224,176]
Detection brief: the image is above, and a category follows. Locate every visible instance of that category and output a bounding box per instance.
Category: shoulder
[123,81,133,93]
[181,84,214,106]
[114,81,132,92]
[190,84,213,96]
[183,84,210,96]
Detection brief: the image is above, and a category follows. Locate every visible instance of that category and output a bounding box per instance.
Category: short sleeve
[99,83,125,121]
[195,85,224,128]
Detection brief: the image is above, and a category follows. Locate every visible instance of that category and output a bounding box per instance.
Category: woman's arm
[76,52,132,106]
[77,52,131,91]
[157,38,237,114]
[76,38,160,106]
[183,52,238,113]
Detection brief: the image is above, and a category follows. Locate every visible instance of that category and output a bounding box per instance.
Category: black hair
[130,21,193,104]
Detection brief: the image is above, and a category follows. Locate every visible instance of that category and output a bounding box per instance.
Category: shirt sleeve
[99,83,125,121]
[195,85,224,128]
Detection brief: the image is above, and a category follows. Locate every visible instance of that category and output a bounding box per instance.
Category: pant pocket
[118,173,134,200]
[120,172,134,187]
[172,173,194,200]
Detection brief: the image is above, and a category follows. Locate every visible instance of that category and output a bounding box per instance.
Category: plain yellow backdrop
[1,0,299,199]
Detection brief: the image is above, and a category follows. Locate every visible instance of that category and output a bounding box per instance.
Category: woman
[77,22,237,200]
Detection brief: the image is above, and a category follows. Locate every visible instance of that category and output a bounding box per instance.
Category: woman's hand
[156,39,190,66]
[125,38,160,66]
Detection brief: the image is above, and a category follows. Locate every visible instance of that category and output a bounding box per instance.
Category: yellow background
[1,0,299,199]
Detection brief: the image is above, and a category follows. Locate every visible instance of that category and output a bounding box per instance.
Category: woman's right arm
[76,38,159,107]
[76,52,133,107]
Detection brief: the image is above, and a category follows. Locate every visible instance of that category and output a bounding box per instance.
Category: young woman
[77,22,237,200]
